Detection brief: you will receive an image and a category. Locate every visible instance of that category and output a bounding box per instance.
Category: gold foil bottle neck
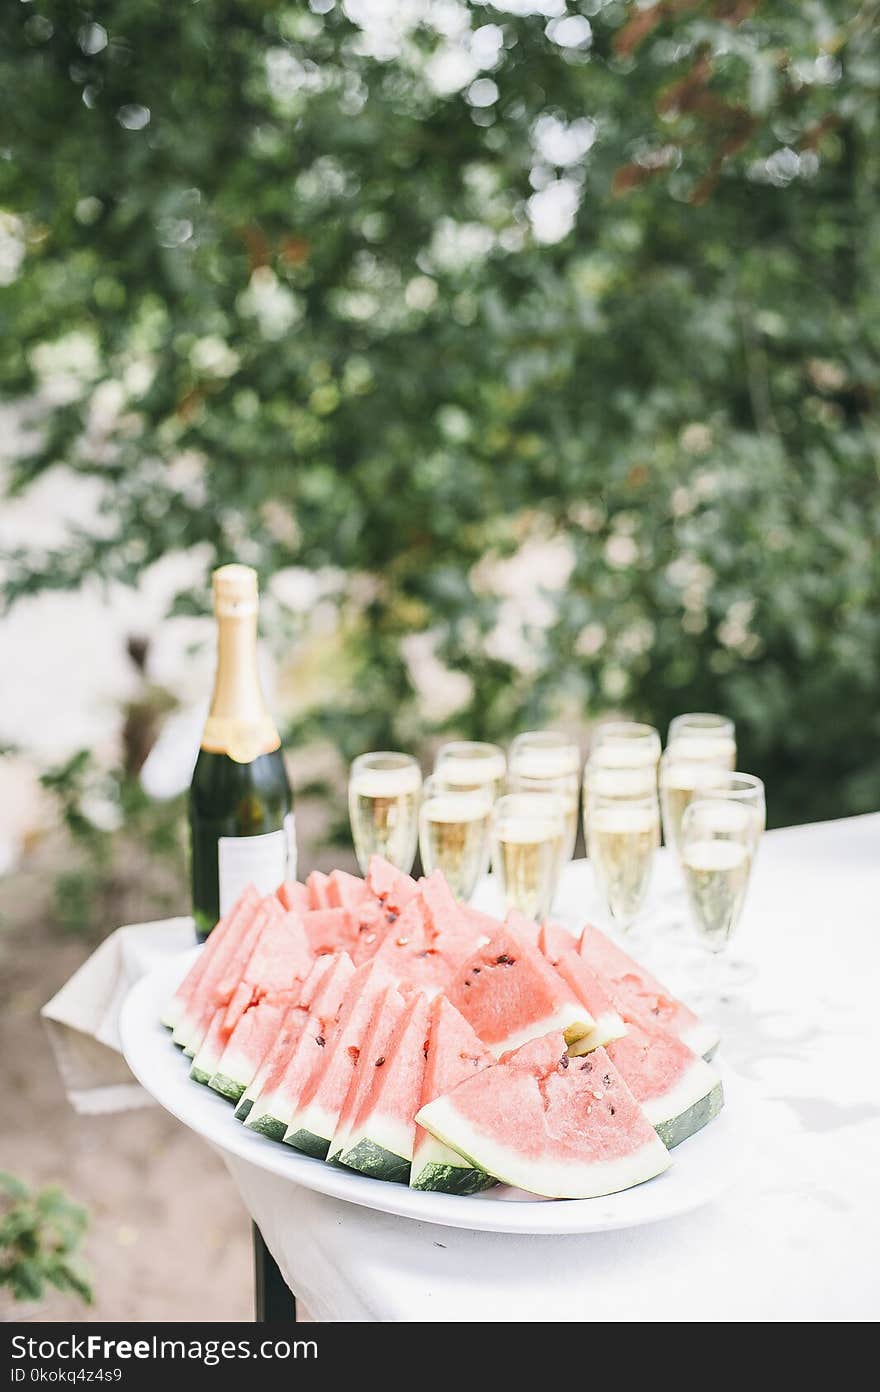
[212,563,259,618]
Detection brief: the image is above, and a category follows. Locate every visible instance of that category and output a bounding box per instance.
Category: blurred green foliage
[0,1172,92,1305]
[1,1,878,826]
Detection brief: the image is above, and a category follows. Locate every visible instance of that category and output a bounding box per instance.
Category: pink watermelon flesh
[328,984,405,1164]
[306,870,333,909]
[209,994,297,1101]
[411,996,495,1194]
[605,1006,724,1149]
[188,1005,231,1085]
[300,907,359,957]
[165,886,260,1033]
[176,895,279,1055]
[277,880,310,914]
[447,928,595,1055]
[418,871,482,966]
[244,952,356,1140]
[460,904,502,943]
[416,1035,671,1199]
[235,953,338,1120]
[338,991,431,1181]
[327,869,370,911]
[221,911,314,1032]
[284,960,392,1158]
[503,908,542,945]
[538,925,626,1051]
[365,856,418,912]
[578,924,719,1058]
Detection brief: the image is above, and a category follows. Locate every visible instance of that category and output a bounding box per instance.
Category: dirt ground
[1,842,294,1323]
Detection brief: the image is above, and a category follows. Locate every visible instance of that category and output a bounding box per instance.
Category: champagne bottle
[189,564,295,939]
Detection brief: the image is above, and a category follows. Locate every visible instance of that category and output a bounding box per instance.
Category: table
[49,815,880,1321]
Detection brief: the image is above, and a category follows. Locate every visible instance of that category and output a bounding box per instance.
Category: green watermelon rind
[209,1071,246,1103]
[284,1128,331,1160]
[244,1112,287,1143]
[234,1095,254,1121]
[242,1090,292,1140]
[410,1160,496,1196]
[284,1101,338,1160]
[336,1138,411,1185]
[653,1077,724,1150]
[188,1061,213,1086]
[416,1095,672,1199]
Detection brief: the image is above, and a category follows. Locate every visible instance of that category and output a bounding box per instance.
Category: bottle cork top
[212,564,259,617]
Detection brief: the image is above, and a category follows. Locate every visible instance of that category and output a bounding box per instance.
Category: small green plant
[0,1173,92,1305]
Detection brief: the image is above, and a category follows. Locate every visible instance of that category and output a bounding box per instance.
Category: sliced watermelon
[416,1035,671,1199]
[606,1008,723,1149]
[503,908,542,945]
[163,886,260,1033]
[221,911,313,1033]
[206,994,297,1102]
[277,880,310,915]
[300,907,359,957]
[174,895,280,1056]
[188,1005,232,1086]
[418,871,483,967]
[538,924,626,1052]
[327,869,370,911]
[235,953,336,1120]
[284,960,391,1159]
[579,924,719,1059]
[243,953,355,1140]
[326,984,405,1166]
[411,996,495,1195]
[365,855,418,912]
[337,991,431,1183]
[306,870,333,909]
[459,903,500,943]
[447,928,595,1055]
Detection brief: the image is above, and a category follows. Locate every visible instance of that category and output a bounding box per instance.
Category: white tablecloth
[45,815,880,1321]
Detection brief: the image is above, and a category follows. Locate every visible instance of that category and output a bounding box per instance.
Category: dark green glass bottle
[189,565,295,940]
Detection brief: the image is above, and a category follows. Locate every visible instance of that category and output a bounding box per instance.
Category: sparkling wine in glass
[659,715,736,855]
[699,771,766,852]
[508,732,580,866]
[418,775,492,901]
[585,791,659,934]
[491,792,565,920]
[680,799,756,970]
[590,720,661,770]
[434,740,506,799]
[348,751,422,875]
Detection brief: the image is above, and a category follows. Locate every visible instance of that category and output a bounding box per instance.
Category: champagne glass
[585,790,660,936]
[509,732,580,865]
[348,752,422,874]
[491,792,565,920]
[680,798,757,1007]
[418,775,492,901]
[507,769,579,866]
[699,771,766,851]
[590,720,661,770]
[659,714,736,857]
[435,740,506,799]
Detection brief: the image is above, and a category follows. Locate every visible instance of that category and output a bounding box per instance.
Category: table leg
[253,1222,297,1322]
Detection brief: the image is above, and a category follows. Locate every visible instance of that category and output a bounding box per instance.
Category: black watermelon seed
[602,1073,611,1087]
[496,953,515,965]
[559,1055,569,1069]
[610,1106,616,1116]
[315,1035,325,1047]
[472,966,481,974]
[374,1056,386,1067]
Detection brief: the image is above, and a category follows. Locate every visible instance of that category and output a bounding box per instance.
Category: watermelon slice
[221,911,313,1033]
[418,871,483,966]
[579,924,719,1059]
[416,1035,671,1199]
[188,1005,233,1086]
[284,960,392,1159]
[327,869,370,911]
[243,952,355,1140]
[234,954,336,1121]
[538,924,626,1052]
[337,991,431,1183]
[447,928,595,1055]
[300,908,359,957]
[277,880,310,915]
[174,895,281,1056]
[326,984,405,1167]
[365,855,418,912]
[162,886,260,1032]
[206,993,297,1102]
[411,996,495,1195]
[306,870,333,909]
[606,1008,723,1149]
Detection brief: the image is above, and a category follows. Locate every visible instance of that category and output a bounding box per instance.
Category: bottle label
[218,828,290,914]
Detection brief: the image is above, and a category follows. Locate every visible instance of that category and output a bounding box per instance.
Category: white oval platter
[119,948,747,1236]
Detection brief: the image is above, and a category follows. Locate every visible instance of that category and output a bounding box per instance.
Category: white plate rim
[119,948,747,1236]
